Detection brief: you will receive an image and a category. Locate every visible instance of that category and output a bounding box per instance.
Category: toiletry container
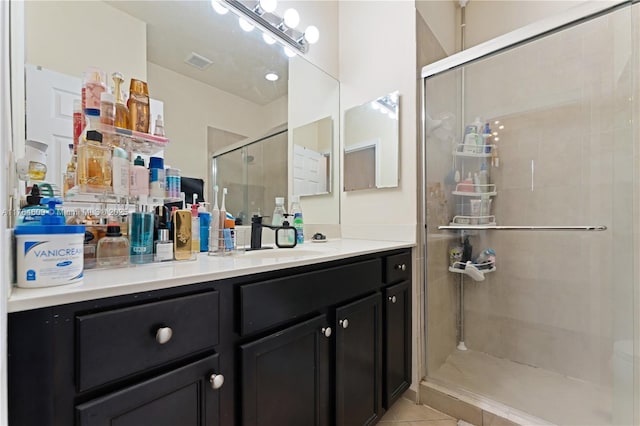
[97,224,129,267]
[16,184,47,226]
[272,197,286,226]
[166,168,181,199]
[149,157,165,198]
[190,204,200,254]
[154,227,174,262]
[100,92,115,126]
[129,206,154,264]
[83,67,106,111]
[73,99,83,155]
[199,211,211,252]
[14,198,85,288]
[290,196,304,244]
[112,72,130,129]
[173,209,193,260]
[112,147,129,197]
[128,78,150,133]
[77,130,111,193]
[129,155,149,197]
[153,115,165,137]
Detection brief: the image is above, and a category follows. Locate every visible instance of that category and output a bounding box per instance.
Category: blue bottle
[129,207,154,264]
[199,212,211,252]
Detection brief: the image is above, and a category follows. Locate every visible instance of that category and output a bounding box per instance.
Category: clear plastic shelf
[64,187,181,205]
[99,124,169,155]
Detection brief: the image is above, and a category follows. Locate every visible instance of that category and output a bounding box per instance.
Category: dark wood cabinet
[240,315,330,426]
[383,280,411,408]
[335,292,382,426]
[8,248,412,426]
[76,354,221,426]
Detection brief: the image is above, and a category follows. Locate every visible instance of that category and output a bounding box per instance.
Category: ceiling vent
[184,52,213,70]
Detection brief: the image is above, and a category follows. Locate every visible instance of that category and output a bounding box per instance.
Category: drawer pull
[321,327,332,338]
[209,373,225,390]
[395,263,407,271]
[155,326,173,344]
[389,295,397,304]
[339,319,349,329]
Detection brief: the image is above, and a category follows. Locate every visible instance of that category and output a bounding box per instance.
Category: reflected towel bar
[437,225,607,231]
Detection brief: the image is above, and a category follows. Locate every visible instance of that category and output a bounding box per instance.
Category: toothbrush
[210,186,220,254]
[219,188,227,250]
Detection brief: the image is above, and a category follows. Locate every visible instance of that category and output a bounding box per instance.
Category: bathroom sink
[241,247,332,259]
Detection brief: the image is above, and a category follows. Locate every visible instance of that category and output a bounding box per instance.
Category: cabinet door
[335,292,382,426]
[76,354,221,426]
[240,315,331,426]
[383,281,411,408]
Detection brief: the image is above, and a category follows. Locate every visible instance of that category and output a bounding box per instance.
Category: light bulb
[262,33,276,45]
[259,0,277,13]
[283,8,300,29]
[265,73,279,81]
[283,46,296,58]
[239,17,255,32]
[304,26,320,44]
[211,0,229,14]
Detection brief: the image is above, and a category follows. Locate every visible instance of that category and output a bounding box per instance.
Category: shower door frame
[420,0,636,421]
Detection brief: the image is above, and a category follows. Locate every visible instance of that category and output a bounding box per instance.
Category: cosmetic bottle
[112,72,130,130]
[100,92,115,126]
[191,202,200,254]
[83,67,106,111]
[63,144,76,197]
[154,226,173,262]
[153,115,165,137]
[290,196,304,244]
[129,155,149,197]
[128,78,150,133]
[97,224,129,267]
[129,205,154,264]
[112,147,129,197]
[173,208,193,260]
[73,99,83,155]
[272,196,285,226]
[149,157,165,198]
[78,130,111,192]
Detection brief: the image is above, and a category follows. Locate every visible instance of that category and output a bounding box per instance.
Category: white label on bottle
[155,243,173,261]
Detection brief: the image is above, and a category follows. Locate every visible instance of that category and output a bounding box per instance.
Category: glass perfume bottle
[154,227,174,262]
[97,224,129,267]
[63,144,76,196]
[112,72,130,129]
[129,207,154,264]
[128,78,150,133]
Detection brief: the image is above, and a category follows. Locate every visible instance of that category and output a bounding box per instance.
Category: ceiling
[107,1,289,105]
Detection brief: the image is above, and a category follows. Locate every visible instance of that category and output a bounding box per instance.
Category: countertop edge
[8,240,415,312]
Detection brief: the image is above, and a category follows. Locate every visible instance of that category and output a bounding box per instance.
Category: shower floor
[429,349,612,425]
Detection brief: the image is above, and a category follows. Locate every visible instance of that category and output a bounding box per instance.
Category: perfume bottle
[129,206,154,264]
[63,144,76,196]
[154,226,173,262]
[128,78,150,133]
[112,72,130,129]
[97,224,129,267]
[77,130,111,192]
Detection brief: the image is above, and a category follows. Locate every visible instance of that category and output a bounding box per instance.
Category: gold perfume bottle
[77,130,111,192]
[128,78,150,133]
[173,209,193,260]
[112,72,130,130]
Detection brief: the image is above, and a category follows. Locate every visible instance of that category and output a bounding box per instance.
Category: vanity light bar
[221,0,309,54]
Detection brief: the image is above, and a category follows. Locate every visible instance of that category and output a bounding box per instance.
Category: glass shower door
[423,3,637,424]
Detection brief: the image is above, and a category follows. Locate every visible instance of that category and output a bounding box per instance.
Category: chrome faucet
[249,215,298,250]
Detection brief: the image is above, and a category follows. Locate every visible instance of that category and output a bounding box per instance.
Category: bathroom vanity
[7,241,412,426]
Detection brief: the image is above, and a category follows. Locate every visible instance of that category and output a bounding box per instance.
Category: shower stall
[421,2,638,425]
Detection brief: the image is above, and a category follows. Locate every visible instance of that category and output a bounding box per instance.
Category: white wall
[338,1,417,243]
[416,0,457,55]
[24,1,147,81]
[147,62,287,197]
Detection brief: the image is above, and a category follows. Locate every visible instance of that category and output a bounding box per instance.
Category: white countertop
[8,239,413,313]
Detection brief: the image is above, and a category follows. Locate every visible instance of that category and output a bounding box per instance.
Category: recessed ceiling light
[265,73,279,81]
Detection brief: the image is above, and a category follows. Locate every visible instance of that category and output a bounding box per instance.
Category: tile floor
[379,396,458,426]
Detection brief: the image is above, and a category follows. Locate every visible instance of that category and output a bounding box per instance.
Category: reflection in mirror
[343,91,399,191]
[17,0,339,224]
[292,116,332,197]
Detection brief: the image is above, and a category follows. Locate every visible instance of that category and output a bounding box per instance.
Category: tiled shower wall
[425,5,636,387]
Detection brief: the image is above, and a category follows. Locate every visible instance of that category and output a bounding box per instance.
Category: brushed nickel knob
[339,319,349,329]
[155,326,173,344]
[321,327,332,338]
[209,373,224,390]
[389,295,397,304]
[401,264,407,271]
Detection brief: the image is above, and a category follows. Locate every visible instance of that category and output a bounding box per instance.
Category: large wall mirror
[14,0,340,225]
[343,91,399,191]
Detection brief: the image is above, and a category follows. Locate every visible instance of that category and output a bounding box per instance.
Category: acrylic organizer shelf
[99,124,169,155]
[64,188,182,206]
[453,143,496,158]
[449,260,496,282]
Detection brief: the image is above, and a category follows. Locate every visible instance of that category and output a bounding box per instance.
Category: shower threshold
[423,350,612,426]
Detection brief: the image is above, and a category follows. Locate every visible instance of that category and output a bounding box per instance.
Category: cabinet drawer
[384,252,411,284]
[239,259,381,335]
[76,291,219,392]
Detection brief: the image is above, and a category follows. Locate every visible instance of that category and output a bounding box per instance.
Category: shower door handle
[438,225,607,231]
